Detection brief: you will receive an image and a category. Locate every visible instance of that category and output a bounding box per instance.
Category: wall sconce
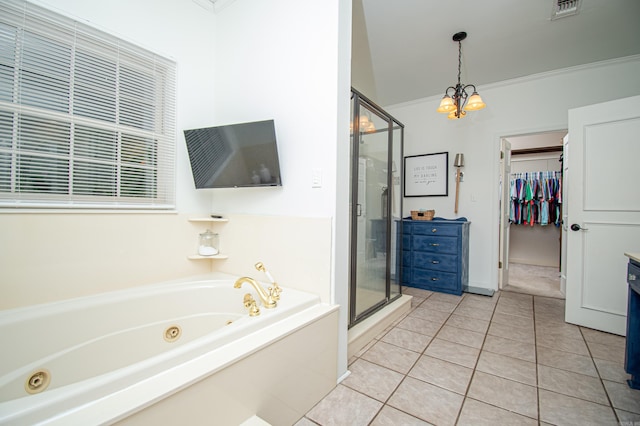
[454,153,464,214]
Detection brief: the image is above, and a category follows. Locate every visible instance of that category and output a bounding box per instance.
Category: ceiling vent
[551,0,582,20]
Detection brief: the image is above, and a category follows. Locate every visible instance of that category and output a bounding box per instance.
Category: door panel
[499,139,511,289]
[565,95,640,335]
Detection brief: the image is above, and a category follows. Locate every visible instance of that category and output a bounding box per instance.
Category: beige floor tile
[603,380,640,414]
[387,376,464,426]
[487,321,535,344]
[467,371,538,419]
[593,357,631,383]
[457,296,497,312]
[476,350,537,386]
[396,315,443,337]
[305,384,383,426]
[424,338,480,369]
[428,292,464,305]
[581,327,626,348]
[436,324,485,349]
[538,364,609,404]
[362,341,421,374]
[495,300,533,318]
[586,340,626,364]
[408,355,473,395]
[420,298,458,314]
[483,334,536,362]
[537,345,598,377]
[453,304,494,321]
[343,359,405,402]
[410,296,425,309]
[616,408,640,423]
[381,327,433,353]
[500,291,534,303]
[409,306,451,324]
[445,314,490,334]
[294,417,317,426]
[402,287,433,298]
[457,397,537,426]
[370,405,431,426]
[491,311,534,330]
[536,333,590,356]
[536,320,583,341]
[355,338,377,358]
[539,389,617,426]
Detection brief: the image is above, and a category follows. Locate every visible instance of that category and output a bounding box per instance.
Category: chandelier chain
[457,40,462,86]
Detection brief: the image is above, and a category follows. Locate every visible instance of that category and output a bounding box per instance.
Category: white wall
[388,56,640,291]
[0,0,352,381]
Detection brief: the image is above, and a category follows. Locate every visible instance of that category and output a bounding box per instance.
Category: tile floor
[298,287,640,426]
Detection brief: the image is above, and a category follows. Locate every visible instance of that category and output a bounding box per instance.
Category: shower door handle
[356,204,362,217]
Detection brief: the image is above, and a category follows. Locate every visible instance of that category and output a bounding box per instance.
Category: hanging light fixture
[436,32,486,120]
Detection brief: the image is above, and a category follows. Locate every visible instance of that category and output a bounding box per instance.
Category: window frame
[0,0,176,210]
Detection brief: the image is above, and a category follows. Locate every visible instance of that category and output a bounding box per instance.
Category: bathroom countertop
[625,252,640,263]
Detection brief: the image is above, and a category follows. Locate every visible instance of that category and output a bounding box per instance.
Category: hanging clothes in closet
[509,171,562,226]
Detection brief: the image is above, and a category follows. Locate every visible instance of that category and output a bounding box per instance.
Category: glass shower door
[351,101,391,321]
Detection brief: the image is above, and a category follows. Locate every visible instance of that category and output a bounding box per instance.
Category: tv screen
[184,119,282,189]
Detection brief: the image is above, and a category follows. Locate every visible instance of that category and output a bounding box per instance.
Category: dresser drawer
[412,268,459,294]
[413,251,458,273]
[413,235,457,254]
[412,223,459,237]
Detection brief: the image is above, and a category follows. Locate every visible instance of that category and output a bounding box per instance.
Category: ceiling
[353,0,640,107]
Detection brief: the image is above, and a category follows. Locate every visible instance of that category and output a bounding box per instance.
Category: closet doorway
[499,130,567,298]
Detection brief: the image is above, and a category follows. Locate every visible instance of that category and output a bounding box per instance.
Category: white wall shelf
[188,217,229,223]
[188,217,229,260]
[187,254,229,260]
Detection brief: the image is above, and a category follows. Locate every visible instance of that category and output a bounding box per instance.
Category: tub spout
[234,277,277,309]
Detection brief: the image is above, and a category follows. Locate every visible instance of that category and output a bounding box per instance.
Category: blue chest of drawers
[401,219,470,295]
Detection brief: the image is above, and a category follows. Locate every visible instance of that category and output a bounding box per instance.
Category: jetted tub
[0,272,338,425]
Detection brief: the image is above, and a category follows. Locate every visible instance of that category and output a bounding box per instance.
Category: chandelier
[436,32,486,120]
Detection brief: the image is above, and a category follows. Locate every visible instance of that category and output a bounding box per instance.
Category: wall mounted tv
[184,119,282,189]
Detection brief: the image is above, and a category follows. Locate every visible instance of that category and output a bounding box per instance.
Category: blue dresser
[401,219,470,295]
[625,254,640,389]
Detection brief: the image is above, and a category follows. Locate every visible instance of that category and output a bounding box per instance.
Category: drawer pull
[429,243,440,247]
[431,228,437,233]
[431,277,439,281]
[431,260,440,264]
[630,273,638,281]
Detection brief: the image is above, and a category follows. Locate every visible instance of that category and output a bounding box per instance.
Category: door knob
[570,224,589,231]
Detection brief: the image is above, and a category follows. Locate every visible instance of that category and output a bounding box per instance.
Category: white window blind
[0,0,176,209]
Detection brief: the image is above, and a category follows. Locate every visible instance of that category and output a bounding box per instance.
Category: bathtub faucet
[234,277,277,309]
[255,262,282,301]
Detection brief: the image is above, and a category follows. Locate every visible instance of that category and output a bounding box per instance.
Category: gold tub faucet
[234,277,277,309]
[254,262,282,301]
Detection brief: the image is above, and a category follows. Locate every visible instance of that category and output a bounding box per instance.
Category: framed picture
[404,152,449,197]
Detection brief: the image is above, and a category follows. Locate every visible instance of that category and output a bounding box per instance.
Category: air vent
[551,0,582,20]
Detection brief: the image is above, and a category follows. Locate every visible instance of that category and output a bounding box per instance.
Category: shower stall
[349,88,404,327]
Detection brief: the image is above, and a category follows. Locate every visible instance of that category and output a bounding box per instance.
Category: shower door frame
[349,88,404,328]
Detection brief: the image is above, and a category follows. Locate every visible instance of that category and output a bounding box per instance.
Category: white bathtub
[0,272,338,425]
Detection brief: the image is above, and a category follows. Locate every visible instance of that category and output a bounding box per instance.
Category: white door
[498,139,512,289]
[565,95,640,335]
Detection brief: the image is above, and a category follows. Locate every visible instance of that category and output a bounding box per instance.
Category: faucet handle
[269,283,282,301]
[243,293,260,317]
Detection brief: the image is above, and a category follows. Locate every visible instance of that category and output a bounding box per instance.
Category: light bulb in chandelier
[447,110,466,120]
[436,95,456,113]
[464,92,486,111]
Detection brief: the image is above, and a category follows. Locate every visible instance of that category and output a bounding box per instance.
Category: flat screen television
[184,119,282,189]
